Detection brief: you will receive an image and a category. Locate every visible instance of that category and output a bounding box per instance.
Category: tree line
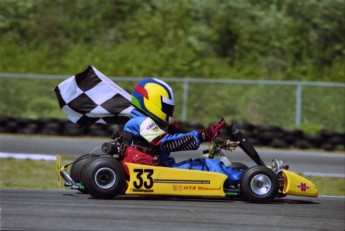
[0,0,344,81]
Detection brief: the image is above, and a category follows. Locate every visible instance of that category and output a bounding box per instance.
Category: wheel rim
[94,167,116,189]
[250,174,272,195]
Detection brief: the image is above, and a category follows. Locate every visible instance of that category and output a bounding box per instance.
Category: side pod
[124,163,227,197]
[282,170,318,197]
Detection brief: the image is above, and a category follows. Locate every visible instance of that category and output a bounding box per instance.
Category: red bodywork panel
[121,147,159,175]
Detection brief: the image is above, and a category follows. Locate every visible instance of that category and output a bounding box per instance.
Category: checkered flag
[54,65,134,128]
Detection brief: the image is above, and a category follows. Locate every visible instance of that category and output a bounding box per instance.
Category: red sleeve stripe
[151,133,165,146]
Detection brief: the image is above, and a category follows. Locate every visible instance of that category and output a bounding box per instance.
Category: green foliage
[184,82,344,132]
[0,0,344,81]
[0,0,344,132]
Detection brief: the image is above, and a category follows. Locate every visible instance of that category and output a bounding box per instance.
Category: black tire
[230,162,249,170]
[258,131,276,146]
[70,154,100,193]
[256,125,282,133]
[294,140,312,150]
[321,143,336,151]
[270,139,289,149]
[233,121,256,132]
[62,123,85,136]
[240,166,279,203]
[82,157,126,199]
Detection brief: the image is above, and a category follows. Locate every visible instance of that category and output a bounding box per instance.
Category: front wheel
[82,157,126,199]
[240,166,279,203]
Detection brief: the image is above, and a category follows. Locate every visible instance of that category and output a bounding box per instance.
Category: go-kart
[56,123,318,203]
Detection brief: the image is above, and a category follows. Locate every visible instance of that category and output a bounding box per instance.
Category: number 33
[133,169,154,189]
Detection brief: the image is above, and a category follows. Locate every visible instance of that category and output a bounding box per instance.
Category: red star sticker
[298,183,309,192]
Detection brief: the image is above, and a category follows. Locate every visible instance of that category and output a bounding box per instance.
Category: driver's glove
[198,119,226,142]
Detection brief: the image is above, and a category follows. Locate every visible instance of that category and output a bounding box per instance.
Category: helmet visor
[161,97,174,117]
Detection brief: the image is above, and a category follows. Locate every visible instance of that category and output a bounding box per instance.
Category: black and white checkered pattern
[54,65,134,128]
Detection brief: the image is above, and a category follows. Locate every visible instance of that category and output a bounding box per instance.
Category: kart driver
[123,78,244,188]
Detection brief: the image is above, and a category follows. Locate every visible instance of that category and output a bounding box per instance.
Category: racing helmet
[131,78,175,125]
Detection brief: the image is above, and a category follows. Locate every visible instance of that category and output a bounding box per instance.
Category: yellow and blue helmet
[131,78,175,126]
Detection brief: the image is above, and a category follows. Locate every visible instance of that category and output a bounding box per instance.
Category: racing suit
[124,109,244,187]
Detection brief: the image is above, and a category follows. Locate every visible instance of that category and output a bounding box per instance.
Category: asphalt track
[1,135,345,230]
[1,189,344,231]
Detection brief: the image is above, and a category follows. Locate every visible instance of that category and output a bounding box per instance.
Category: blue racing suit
[124,109,244,187]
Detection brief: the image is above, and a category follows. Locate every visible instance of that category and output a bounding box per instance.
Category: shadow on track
[64,191,319,204]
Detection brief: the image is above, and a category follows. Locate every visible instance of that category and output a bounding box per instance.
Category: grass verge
[302,175,345,196]
[0,157,74,190]
[0,158,344,196]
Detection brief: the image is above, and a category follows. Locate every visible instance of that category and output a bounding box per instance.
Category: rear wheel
[240,166,279,203]
[82,157,125,199]
[70,154,100,193]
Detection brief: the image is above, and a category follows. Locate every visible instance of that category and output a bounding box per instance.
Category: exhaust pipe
[60,169,79,189]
